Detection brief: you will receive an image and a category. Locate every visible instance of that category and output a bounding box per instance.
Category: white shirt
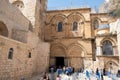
[56,77,61,80]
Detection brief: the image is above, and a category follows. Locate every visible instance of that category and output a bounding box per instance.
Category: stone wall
[109,19,120,68]
[0,35,33,80]
[12,29,28,43]
[45,8,92,41]
[90,13,111,37]
[0,0,119,79]
[9,0,47,37]
[23,0,50,74]
[94,56,119,74]
[27,32,50,74]
[49,38,92,70]
[0,0,29,42]
[46,8,119,72]
[9,0,50,74]
[0,0,50,78]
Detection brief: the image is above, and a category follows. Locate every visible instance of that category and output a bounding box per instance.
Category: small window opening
[28,52,31,58]
[8,48,14,59]
[58,22,63,32]
[73,22,78,31]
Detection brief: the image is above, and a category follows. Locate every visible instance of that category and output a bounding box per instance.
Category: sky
[47,0,105,10]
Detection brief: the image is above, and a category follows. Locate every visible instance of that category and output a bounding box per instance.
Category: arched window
[58,22,63,32]
[8,48,14,59]
[0,21,8,37]
[73,22,78,31]
[93,19,99,29]
[102,40,113,55]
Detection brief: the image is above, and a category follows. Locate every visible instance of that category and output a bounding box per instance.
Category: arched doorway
[105,61,119,74]
[50,44,67,68]
[0,21,8,37]
[68,44,85,71]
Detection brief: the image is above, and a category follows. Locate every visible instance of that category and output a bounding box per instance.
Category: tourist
[50,66,54,73]
[21,78,25,80]
[103,68,106,76]
[57,66,63,75]
[72,67,75,73]
[67,66,72,75]
[43,76,47,80]
[56,75,61,80]
[49,66,55,80]
[63,66,66,74]
[85,69,90,80]
[117,69,120,77]
[91,69,94,75]
[64,73,71,80]
[42,72,50,80]
[100,69,103,80]
[96,68,101,80]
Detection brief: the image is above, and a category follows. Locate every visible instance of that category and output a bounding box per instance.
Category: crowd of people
[85,68,106,80]
[41,66,74,80]
[41,65,119,80]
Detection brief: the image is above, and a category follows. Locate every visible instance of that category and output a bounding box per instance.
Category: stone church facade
[45,8,119,74]
[0,0,119,79]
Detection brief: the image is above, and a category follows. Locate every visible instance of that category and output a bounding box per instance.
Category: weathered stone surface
[0,0,119,79]
[45,7,119,72]
[0,0,49,79]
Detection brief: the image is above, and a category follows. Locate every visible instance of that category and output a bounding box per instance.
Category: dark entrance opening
[56,57,64,68]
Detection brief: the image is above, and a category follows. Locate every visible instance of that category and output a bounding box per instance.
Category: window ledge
[96,55,119,57]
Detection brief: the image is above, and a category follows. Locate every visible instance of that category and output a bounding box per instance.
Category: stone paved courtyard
[28,72,120,80]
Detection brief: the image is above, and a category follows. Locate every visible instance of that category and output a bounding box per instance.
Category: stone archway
[105,61,119,74]
[67,12,85,37]
[49,14,66,38]
[50,43,67,67]
[67,43,86,71]
[0,21,8,37]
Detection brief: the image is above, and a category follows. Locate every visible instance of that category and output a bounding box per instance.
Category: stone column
[117,32,120,69]
[68,57,70,66]
[96,46,101,56]
[50,57,55,66]
[64,57,68,66]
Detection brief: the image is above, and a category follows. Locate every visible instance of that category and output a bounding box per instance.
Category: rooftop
[47,5,90,11]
